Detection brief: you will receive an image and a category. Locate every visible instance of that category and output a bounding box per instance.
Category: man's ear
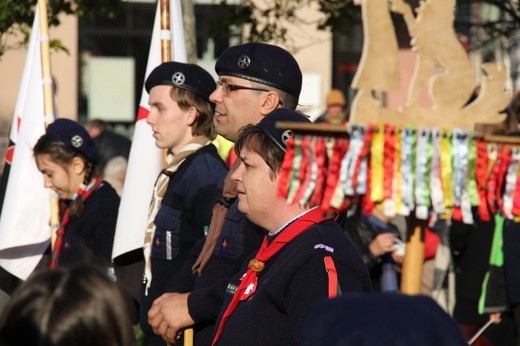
[260,91,281,115]
[185,106,198,126]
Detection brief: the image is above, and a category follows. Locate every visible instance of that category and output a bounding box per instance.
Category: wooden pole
[400,215,426,294]
[159,0,195,345]
[160,0,171,63]
[38,0,59,250]
[160,0,171,168]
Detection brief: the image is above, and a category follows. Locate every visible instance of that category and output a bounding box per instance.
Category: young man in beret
[140,61,229,346]
[148,43,305,344]
[212,108,371,345]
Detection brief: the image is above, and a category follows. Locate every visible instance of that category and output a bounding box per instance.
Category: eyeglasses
[216,80,270,96]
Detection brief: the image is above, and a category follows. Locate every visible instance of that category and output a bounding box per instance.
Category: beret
[145,61,216,102]
[215,43,302,98]
[301,293,468,346]
[256,108,310,152]
[46,118,99,164]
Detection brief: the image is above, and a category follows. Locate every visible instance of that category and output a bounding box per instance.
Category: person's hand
[490,312,502,324]
[368,233,395,257]
[148,292,195,344]
[391,252,404,266]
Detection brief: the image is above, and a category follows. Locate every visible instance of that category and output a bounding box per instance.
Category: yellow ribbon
[440,130,453,214]
[393,126,403,214]
[370,124,384,203]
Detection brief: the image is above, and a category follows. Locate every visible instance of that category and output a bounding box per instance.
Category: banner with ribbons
[278,123,520,224]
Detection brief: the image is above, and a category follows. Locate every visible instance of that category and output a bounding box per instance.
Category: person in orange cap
[315,88,349,124]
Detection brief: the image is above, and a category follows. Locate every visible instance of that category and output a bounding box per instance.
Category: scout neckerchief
[192,158,239,276]
[211,207,332,345]
[143,136,210,294]
[50,177,103,269]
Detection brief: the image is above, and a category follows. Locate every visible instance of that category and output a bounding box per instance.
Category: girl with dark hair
[33,118,119,270]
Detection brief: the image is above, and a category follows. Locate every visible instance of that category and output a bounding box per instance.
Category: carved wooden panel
[350,0,511,130]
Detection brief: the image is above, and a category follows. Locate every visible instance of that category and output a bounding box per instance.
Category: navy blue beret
[46,118,99,164]
[301,293,468,346]
[215,43,302,98]
[256,109,310,152]
[145,61,216,102]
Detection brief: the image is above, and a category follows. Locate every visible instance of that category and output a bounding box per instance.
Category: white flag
[0,8,51,280]
[112,0,187,259]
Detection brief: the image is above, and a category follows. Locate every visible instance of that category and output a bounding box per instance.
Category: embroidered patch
[314,243,334,253]
[153,236,162,249]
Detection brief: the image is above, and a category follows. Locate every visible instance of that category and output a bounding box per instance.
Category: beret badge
[281,130,292,146]
[237,55,251,69]
[71,135,83,148]
[171,71,185,86]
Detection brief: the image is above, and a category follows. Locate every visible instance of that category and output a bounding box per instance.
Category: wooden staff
[160,0,172,63]
[38,0,59,250]
[400,216,426,294]
[160,0,195,345]
[160,0,171,168]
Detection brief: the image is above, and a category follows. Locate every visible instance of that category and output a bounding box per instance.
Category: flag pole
[160,1,194,344]
[160,0,171,168]
[160,1,193,344]
[38,0,59,250]
[160,0,172,63]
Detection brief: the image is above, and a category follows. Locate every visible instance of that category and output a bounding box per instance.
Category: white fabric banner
[112,0,187,259]
[0,8,52,280]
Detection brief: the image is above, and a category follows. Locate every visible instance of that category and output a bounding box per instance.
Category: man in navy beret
[139,61,229,346]
[148,43,306,345]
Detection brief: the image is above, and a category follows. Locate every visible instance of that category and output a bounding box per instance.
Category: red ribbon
[383,124,396,201]
[309,138,328,207]
[291,136,312,204]
[495,148,512,216]
[512,169,520,217]
[322,138,349,210]
[475,136,490,221]
[277,136,296,200]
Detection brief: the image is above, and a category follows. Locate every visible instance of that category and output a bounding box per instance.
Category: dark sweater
[166,199,265,345]
[214,219,372,346]
[59,182,120,268]
[139,145,228,345]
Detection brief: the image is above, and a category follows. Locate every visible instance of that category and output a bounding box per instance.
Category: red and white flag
[0,8,51,280]
[112,0,187,259]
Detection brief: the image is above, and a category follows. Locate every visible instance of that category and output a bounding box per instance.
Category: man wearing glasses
[147,42,303,345]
